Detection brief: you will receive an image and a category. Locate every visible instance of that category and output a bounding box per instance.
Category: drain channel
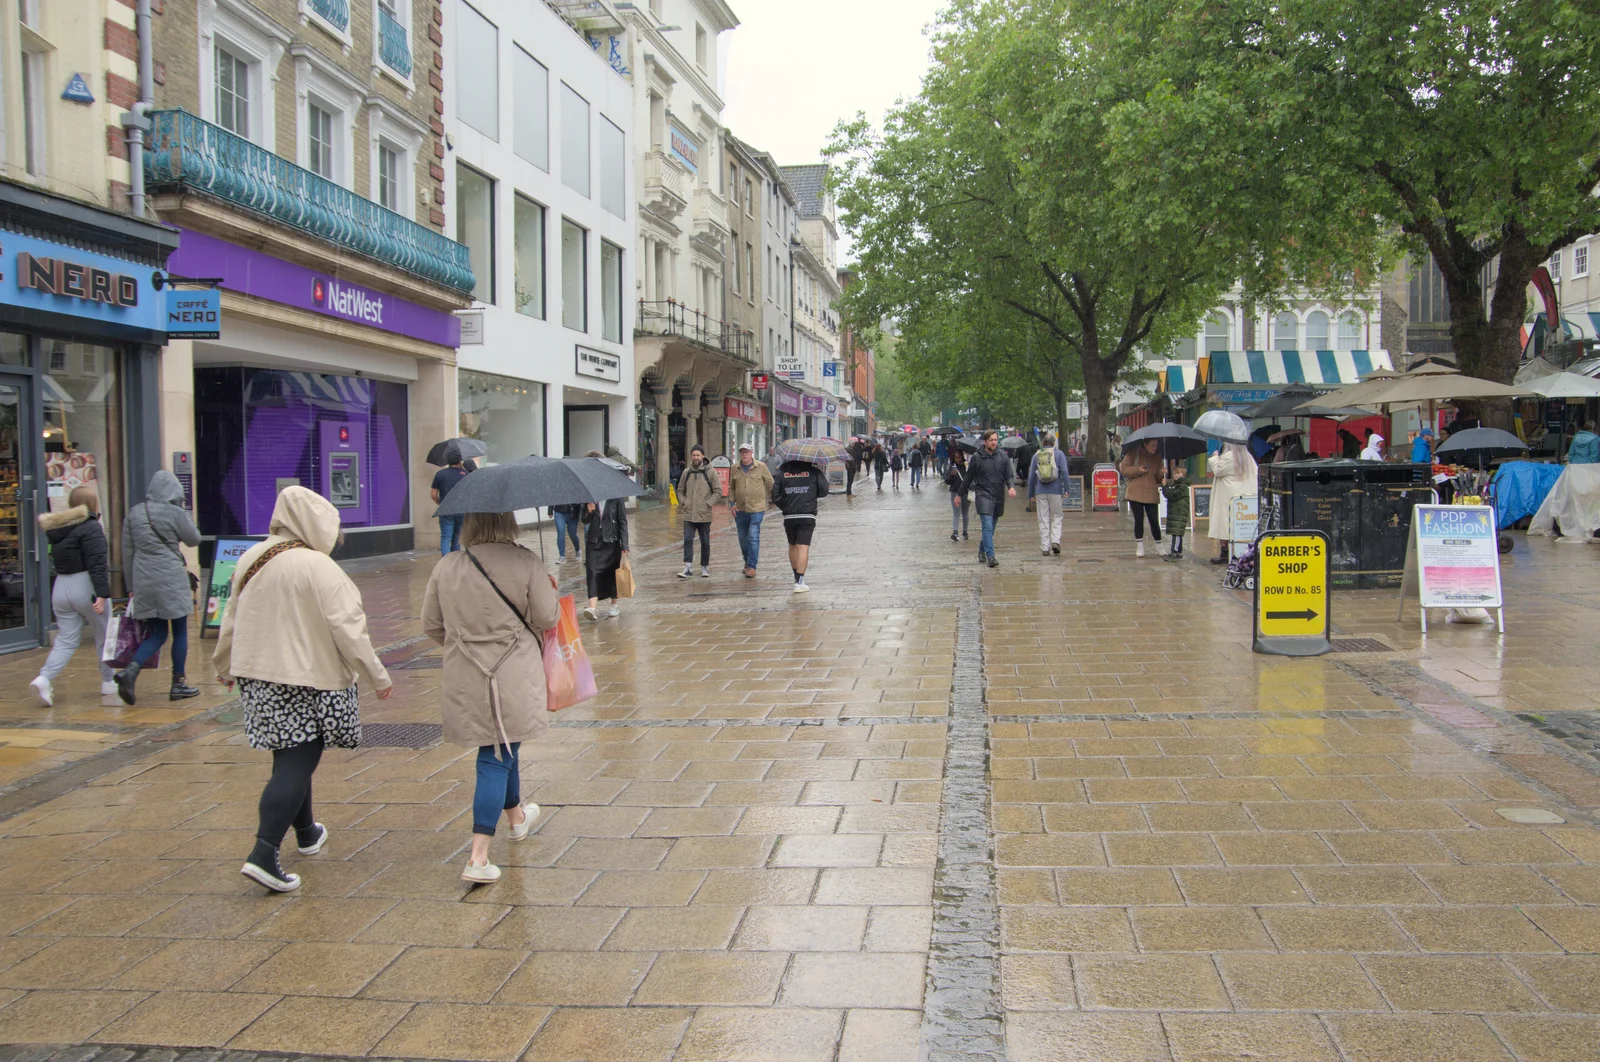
[919,586,1005,1061]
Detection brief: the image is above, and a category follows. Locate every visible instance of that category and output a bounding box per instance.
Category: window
[562,219,588,331]
[745,178,754,216]
[1172,337,1197,360]
[560,84,590,197]
[1204,312,1229,353]
[601,241,623,343]
[730,243,741,295]
[512,46,549,170]
[514,194,545,319]
[376,144,399,211]
[1273,312,1297,352]
[1306,310,1330,350]
[456,2,499,140]
[17,0,47,175]
[599,117,626,218]
[746,242,754,299]
[1576,243,1590,279]
[695,23,707,68]
[1409,255,1451,323]
[729,162,738,198]
[456,163,495,303]
[307,103,335,178]
[1337,311,1361,350]
[215,47,251,138]
[1549,251,1562,283]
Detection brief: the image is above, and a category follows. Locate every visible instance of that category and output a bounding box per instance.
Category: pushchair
[1222,539,1259,591]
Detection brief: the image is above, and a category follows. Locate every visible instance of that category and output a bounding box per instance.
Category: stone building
[780,163,846,438]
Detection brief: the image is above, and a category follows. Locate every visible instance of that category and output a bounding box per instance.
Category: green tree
[1104,0,1600,410]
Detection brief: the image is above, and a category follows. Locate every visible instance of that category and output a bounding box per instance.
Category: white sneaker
[462,859,502,884]
[700,567,712,578]
[793,579,810,594]
[1136,541,1146,558]
[582,605,598,621]
[29,676,52,707]
[507,803,540,841]
[677,565,692,579]
[100,681,119,697]
[606,604,620,618]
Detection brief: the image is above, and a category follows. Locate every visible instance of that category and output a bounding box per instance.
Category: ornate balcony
[304,0,350,33]
[691,186,728,252]
[145,110,473,294]
[377,5,413,79]
[642,150,688,221]
[637,300,754,363]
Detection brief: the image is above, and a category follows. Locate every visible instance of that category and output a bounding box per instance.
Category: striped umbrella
[766,437,851,466]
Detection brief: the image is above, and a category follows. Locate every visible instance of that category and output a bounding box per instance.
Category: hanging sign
[164,288,221,339]
[1396,504,1504,633]
[1253,529,1332,656]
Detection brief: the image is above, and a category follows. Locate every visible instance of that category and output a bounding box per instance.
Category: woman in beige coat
[423,511,560,883]
[215,487,393,893]
[1207,442,1259,564]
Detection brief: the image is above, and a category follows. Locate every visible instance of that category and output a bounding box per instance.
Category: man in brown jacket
[677,444,726,578]
[729,443,775,578]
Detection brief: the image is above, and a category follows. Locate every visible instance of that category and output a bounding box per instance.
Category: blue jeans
[980,513,998,559]
[132,615,188,675]
[473,742,522,836]
[553,511,581,559]
[439,514,463,555]
[911,465,923,487]
[735,510,765,569]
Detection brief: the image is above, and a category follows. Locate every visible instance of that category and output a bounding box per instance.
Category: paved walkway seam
[919,585,1005,1062]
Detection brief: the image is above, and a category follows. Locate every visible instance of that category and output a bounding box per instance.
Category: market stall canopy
[1294,369,1403,412]
[1355,374,1533,405]
[1204,349,1395,386]
[1242,387,1378,419]
[1522,371,1600,399]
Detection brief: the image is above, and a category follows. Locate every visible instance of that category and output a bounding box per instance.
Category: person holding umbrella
[431,446,471,555]
[1119,438,1164,557]
[963,431,1017,567]
[1208,442,1258,564]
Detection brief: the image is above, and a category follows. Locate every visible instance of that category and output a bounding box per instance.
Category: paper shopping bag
[615,554,636,599]
[543,594,599,712]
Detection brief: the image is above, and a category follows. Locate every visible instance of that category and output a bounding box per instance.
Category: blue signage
[823,362,837,377]
[165,288,221,339]
[61,74,95,103]
[0,227,163,333]
[1212,388,1278,403]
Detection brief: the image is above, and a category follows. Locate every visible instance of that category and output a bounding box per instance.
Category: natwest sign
[724,396,768,425]
[312,276,384,325]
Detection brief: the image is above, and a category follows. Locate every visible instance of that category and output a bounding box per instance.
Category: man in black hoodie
[771,459,829,593]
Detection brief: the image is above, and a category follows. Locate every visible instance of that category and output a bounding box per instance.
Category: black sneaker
[241,846,301,893]
[987,555,1000,568]
[951,532,959,542]
[1051,543,1061,554]
[296,823,329,855]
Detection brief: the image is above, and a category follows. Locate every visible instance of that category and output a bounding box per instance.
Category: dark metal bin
[1263,460,1432,589]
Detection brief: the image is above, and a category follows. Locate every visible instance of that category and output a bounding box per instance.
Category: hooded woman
[115,469,202,704]
[1207,442,1259,564]
[30,485,115,706]
[424,510,561,883]
[215,486,393,892]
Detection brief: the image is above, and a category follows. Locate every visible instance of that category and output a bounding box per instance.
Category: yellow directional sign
[1253,530,1331,656]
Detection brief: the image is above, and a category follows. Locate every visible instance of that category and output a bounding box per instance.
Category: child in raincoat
[1162,465,1191,560]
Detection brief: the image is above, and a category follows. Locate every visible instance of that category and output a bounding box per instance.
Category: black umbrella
[1436,427,1529,470]
[926,426,965,436]
[999,436,1028,451]
[426,437,488,466]
[1122,422,1209,460]
[435,455,643,516]
[954,438,980,453]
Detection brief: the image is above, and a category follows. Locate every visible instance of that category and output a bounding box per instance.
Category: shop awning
[1203,349,1393,386]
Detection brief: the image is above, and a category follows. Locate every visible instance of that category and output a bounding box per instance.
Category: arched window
[1273,312,1298,352]
[1337,311,1362,350]
[1204,312,1229,353]
[1306,310,1330,350]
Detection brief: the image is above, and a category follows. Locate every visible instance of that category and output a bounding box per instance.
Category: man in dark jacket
[962,431,1017,567]
[771,459,829,593]
[845,438,867,496]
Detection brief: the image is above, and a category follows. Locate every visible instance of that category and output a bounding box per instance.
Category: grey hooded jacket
[123,470,200,620]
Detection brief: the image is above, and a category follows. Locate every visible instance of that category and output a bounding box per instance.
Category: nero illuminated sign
[0,227,162,332]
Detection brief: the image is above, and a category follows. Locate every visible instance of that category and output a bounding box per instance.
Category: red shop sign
[1091,465,1121,510]
[724,396,769,425]
[751,373,769,391]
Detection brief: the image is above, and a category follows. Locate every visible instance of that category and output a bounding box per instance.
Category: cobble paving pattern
[0,488,1596,1061]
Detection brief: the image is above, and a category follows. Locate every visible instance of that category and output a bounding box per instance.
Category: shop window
[514,193,546,319]
[456,163,495,303]
[0,334,26,367]
[562,218,588,332]
[601,240,623,343]
[459,369,545,462]
[513,46,549,170]
[600,117,626,219]
[456,1,499,140]
[40,340,127,588]
[561,83,591,197]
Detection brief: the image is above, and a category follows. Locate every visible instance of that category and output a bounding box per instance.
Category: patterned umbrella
[766,437,851,466]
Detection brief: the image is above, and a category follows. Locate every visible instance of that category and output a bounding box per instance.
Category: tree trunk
[1054,389,1069,440]
[1081,341,1113,464]
[1447,232,1534,430]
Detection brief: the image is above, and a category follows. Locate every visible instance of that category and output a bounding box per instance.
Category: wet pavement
[0,483,1597,1061]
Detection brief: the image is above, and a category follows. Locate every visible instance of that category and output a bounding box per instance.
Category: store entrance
[0,373,41,651]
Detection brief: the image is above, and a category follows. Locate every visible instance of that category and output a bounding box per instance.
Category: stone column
[412,356,459,553]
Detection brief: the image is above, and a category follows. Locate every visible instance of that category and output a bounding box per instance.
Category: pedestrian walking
[677,444,725,578]
[423,510,561,884]
[583,492,629,620]
[1207,442,1258,564]
[217,487,393,892]
[934,437,949,475]
[730,443,774,578]
[845,438,866,496]
[909,444,925,488]
[29,486,115,706]
[946,448,971,542]
[114,470,201,705]
[1162,464,1191,560]
[551,503,583,564]
[872,443,889,489]
[431,448,471,555]
[1027,432,1068,556]
[1119,438,1164,557]
[772,459,829,593]
[962,431,1016,568]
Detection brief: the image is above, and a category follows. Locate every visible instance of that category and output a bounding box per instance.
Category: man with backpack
[1027,432,1069,556]
[677,444,725,578]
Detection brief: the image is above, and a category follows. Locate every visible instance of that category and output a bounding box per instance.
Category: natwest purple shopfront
[167,230,462,558]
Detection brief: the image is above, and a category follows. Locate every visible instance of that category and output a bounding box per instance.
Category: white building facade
[445,0,637,463]
[780,164,848,439]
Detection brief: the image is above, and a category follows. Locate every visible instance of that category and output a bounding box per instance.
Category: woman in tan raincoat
[422,511,560,883]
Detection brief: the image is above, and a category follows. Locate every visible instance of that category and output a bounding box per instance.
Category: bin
[1264,460,1432,589]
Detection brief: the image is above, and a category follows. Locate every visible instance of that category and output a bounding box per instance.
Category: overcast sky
[721,0,948,208]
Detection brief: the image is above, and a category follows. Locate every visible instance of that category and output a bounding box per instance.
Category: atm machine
[319,420,369,524]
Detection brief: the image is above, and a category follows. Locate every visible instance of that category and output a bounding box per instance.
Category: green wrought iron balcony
[308,0,350,33]
[378,5,413,79]
[145,110,473,295]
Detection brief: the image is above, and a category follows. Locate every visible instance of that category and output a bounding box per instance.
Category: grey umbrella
[1122,422,1209,460]
[426,437,488,466]
[435,455,643,516]
[1194,408,1251,444]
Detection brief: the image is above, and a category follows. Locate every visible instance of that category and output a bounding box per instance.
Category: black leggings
[255,738,323,851]
[683,520,711,566]
[1131,502,1162,541]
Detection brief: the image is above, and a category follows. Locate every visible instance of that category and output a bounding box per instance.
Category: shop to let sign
[1253,529,1331,656]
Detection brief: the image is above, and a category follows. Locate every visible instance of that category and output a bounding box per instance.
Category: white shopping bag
[101,612,123,663]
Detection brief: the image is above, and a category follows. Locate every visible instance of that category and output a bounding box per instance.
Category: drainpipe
[122,0,154,217]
